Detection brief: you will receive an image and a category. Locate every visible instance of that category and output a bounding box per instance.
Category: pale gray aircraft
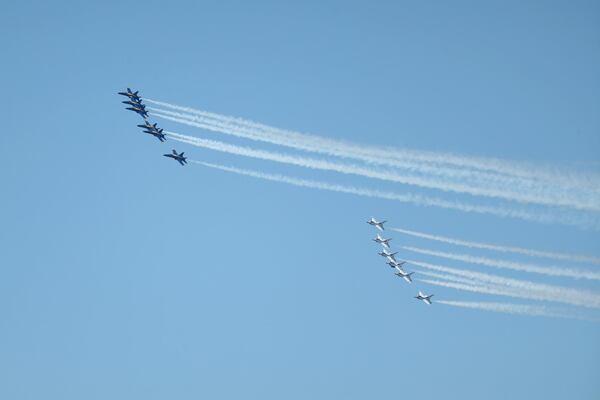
[415,291,433,305]
[394,268,414,283]
[387,260,407,269]
[367,218,386,231]
[373,234,392,249]
[378,249,398,263]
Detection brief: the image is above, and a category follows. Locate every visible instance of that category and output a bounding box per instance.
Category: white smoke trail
[188,160,593,227]
[417,278,543,300]
[412,262,600,309]
[164,129,558,204]
[416,269,495,287]
[145,99,600,197]
[151,110,600,212]
[404,246,600,281]
[411,260,592,298]
[150,108,526,186]
[436,300,586,320]
[417,279,596,318]
[392,227,600,265]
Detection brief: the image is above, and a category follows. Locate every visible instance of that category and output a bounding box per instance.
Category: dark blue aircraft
[123,99,145,107]
[137,120,158,131]
[126,105,148,118]
[118,87,141,101]
[144,129,166,142]
[163,149,187,166]
[137,120,165,142]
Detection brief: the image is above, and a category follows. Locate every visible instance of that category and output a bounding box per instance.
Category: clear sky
[1,1,599,399]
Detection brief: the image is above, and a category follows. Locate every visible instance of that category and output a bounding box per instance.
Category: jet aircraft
[367,218,386,231]
[163,149,187,166]
[144,129,166,142]
[394,268,414,283]
[123,99,145,108]
[387,260,407,269]
[138,120,159,131]
[415,291,433,305]
[126,105,148,118]
[378,249,398,263]
[118,88,141,101]
[373,234,392,249]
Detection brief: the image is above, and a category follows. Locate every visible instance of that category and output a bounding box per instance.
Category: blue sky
[1,1,599,399]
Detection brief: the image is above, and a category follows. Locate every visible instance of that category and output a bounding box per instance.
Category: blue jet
[138,120,166,142]
[137,120,158,131]
[163,149,187,166]
[126,104,148,118]
[123,99,145,108]
[118,87,141,101]
[144,129,166,142]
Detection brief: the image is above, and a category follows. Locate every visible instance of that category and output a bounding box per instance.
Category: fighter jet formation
[119,89,432,304]
[119,87,149,118]
[119,87,185,162]
[138,121,166,142]
[367,217,433,305]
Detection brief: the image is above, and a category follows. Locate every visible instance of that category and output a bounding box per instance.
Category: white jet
[373,234,392,249]
[394,267,414,283]
[378,249,398,263]
[387,260,406,269]
[367,218,386,231]
[415,291,434,305]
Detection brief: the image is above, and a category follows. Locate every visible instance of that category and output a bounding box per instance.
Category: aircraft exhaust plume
[146,101,600,212]
[149,109,529,186]
[163,128,545,200]
[161,129,600,229]
[145,99,600,193]
[416,278,600,312]
[416,269,490,287]
[436,300,590,320]
[392,227,600,265]
[404,246,600,281]
[153,121,600,212]
[186,159,591,227]
[411,260,600,308]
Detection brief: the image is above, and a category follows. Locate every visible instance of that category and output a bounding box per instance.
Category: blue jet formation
[119,87,184,164]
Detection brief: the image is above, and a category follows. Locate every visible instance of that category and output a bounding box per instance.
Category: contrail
[188,160,593,227]
[404,246,600,281]
[170,131,598,228]
[151,110,600,213]
[436,300,588,320]
[145,99,600,197]
[164,129,556,204]
[417,278,545,301]
[417,278,600,316]
[156,120,600,212]
[392,227,600,265]
[412,262,600,309]
[150,108,527,186]
[415,269,496,287]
